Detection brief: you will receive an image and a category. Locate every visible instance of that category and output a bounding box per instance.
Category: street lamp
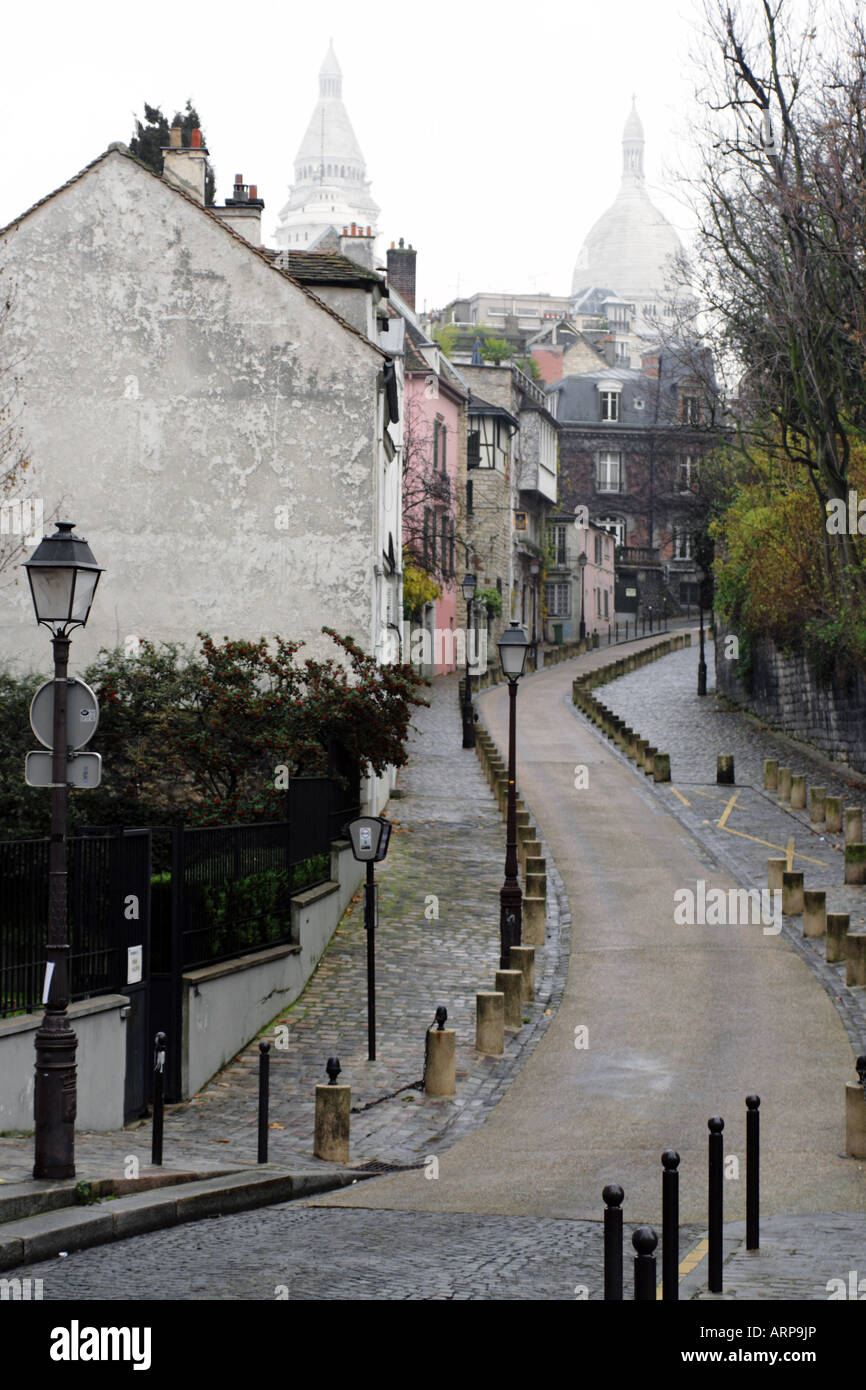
[346,815,392,1060]
[697,570,708,697]
[24,521,103,1179]
[497,621,530,970]
[460,572,477,749]
[578,551,587,642]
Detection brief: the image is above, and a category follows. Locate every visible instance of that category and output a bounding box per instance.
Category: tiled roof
[275,249,386,288]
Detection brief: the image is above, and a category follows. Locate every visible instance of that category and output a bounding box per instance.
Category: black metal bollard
[258,1041,271,1163]
[633,1227,658,1301]
[662,1149,680,1300]
[151,1031,166,1166]
[746,1094,760,1251]
[708,1116,724,1292]
[603,1183,624,1301]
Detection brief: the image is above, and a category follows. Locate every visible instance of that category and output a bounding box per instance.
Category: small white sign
[359,826,372,851]
[42,961,55,1005]
[127,945,143,985]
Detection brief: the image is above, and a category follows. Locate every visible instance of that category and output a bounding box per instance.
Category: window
[546,581,570,617]
[674,526,692,559]
[449,519,455,577]
[441,424,447,472]
[596,515,626,547]
[433,419,440,470]
[441,517,448,574]
[548,522,568,564]
[467,430,480,469]
[678,455,696,492]
[597,451,621,492]
[594,532,603,564]
[600,390,620,422]
[431,510,437,566]
[603,588,609,618]
[682,395,700,425]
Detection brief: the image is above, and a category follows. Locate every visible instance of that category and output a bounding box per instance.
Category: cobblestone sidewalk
[0,674,567,1185]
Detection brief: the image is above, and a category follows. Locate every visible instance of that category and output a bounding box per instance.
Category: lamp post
[697,569,708,697]
[346,815,392,1060]
[578,551,587,642]
[24,521,103,1179]
[529,560,540,667]
[497,621,530,970]
[460,572,477,749]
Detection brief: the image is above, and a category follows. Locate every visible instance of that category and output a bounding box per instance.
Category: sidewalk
[0,672,568,1231]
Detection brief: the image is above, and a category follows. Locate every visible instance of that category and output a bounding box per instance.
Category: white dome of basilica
[571,102,683,313]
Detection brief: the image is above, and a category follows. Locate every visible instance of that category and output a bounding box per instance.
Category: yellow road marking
[717,792,739,829]
[669,787,691,807]
[656,1237,709,1297]
[786,835,795,870]
[719,824,827,867]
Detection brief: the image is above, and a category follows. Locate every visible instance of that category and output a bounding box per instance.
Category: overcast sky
[0,0,819,310]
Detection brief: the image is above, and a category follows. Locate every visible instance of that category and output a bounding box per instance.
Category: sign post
[346,816,392,1061]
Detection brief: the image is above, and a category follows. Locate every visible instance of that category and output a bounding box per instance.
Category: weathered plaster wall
[0,151,384,676]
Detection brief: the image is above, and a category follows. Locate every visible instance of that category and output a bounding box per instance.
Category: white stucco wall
[0,150,389,675]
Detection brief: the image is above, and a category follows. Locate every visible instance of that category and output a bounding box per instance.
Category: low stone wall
[0,995,129,1132]
[180,839,363,1098]
[715,628,866,775]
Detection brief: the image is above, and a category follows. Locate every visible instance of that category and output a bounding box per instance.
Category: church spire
[319,39,342,99]
[622,98,645,182]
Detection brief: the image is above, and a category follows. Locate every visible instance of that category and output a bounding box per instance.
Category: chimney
[339,224,376,271]
[214,171,265,246]
[641,351,660,379]
[386,237,417,310]
[162,125,208,205]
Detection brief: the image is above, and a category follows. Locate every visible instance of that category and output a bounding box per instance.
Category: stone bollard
[525,855,546,889]
[519,836,541,877]
[525,871,547,903]
[509,945,535,1001]
[764,760,779,792]
[845,1065,866,1159]
[803,889,826,939]
[495,970,524,1030]
[809,787,826,823]
[476,991,505,1055]
[653,752,671,783]
[778,767,792,802]
[644,748,657,777]
[782,871,804,915]
[636,739,649,768]
[826,913,850,964]
[846,933,866,987]
[845,808,863,844]
[844,843,866,885]
[826,796,843,834]
[717,754,734,785]
[522,895,546,947]
[767,858,787,893]
[790,775,806,810]
[315,1063,350,1163]
[425,1023,456,1096]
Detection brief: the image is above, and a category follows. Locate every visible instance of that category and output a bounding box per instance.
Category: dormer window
[600,389,620,422]
[682,395,701,425]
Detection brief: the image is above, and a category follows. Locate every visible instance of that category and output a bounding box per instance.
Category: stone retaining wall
[715,628,866,775]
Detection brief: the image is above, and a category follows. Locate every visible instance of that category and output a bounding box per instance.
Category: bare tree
[401,387,456,586]
[683,0,866,604]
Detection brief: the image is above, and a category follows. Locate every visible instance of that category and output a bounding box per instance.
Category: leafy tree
[480,336,511,365]
[402,555,441,620]
[129,99,216,205]
[0,630,428,836]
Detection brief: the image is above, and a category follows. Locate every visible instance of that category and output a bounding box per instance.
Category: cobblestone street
[1,675,566,1183]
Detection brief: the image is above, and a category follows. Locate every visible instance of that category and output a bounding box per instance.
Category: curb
[0,1166,371,1272]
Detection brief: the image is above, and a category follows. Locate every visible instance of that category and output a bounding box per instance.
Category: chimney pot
[169,125,182,149]
[190,128,202,149]
[235,173,243,183]
[249,184,257,200]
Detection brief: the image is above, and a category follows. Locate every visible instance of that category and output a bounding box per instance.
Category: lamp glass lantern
[460,573,477,604]
[24,521,103,635]
[498,621,530,681]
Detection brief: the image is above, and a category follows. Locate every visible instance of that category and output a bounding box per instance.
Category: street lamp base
[33,1017,78,1179]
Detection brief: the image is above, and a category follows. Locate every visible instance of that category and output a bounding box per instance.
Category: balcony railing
[429,471,451,503]
[616,544,659,566]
